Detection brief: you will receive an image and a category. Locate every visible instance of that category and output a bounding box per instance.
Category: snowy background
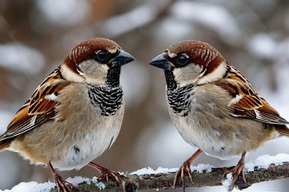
[0,0,289,191]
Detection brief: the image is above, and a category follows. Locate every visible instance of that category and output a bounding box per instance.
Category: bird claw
[97,167,125,187]
[48,162,78,192]
[173,160,194,191]
[54,174,78,192]
[225,159,248,191]
[88,162,125,187]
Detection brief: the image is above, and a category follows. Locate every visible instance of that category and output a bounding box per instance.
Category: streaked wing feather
[219,65,289,125]
[0,68,69,141]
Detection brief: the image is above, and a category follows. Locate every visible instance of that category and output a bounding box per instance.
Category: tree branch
[48,161,289,192]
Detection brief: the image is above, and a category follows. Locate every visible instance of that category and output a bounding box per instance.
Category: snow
[1,181,55,192]
[130,167,178,176]
[0,176,105,192]
[220,154,289,191]
[191,164,214,173]
[91,177,106,190]
[66,176,91,185]
[222,173,233,191]
[130,164,213,176]
[0,43,45,74]
[245,153,289,172]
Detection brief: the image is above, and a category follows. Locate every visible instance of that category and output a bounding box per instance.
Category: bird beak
[149,54,170,70]
[112,50,135,67]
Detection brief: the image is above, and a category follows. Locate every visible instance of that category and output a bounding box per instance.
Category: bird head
[149,40,228,88]
[61,38,134,87]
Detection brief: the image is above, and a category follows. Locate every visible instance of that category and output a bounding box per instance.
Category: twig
[47,162,289,192]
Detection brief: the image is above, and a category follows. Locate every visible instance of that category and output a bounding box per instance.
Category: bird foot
[225,160,248,191]
[173,160,194,191]
[88,162,125,187]
[97,166,124,187]
[48,162,78,192]
[54,174,78,192]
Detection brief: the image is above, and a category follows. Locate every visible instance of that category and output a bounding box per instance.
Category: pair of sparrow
[0,38,288,192]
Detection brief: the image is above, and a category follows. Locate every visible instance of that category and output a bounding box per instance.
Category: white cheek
[61,64,85,83]
[173,64,203,86]
[197,61,227,84]
[79,60,109,85]
[78,60,105,74]
[172,68,182,81]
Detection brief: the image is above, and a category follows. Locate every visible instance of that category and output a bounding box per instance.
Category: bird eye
[95,51,109,62]
[176,54,189,67]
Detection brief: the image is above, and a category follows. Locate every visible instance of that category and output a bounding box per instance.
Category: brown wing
[0,68,70,141]
[217,65,289,125]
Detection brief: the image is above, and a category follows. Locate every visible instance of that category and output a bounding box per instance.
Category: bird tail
[275,125,289,136]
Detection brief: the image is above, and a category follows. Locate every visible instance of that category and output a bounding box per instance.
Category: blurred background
[0,0,289,191]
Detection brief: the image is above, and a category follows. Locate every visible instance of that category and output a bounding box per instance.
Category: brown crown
[167,40,225,75]
[63,38,121,74]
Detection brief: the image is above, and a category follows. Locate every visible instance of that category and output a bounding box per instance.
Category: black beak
[149,54,169,70]
[112,50,135,67]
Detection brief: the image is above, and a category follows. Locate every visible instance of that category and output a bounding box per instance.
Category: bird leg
[48,162,77,192]
[225,151,249,191]
[88,161,123,187]
[173,149,203,191]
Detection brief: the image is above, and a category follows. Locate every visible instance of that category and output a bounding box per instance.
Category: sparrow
[149,40,289,191]
[0,37,134,192]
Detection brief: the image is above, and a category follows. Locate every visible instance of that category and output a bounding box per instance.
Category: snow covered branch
[6,154,289,192]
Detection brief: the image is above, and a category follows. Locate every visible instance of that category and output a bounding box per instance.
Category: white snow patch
[190,163,214,173]
[66,176,91,185]
[91,177,105,190]
[1,181,55,192]
[0,176,107,192]
[130,164,213,176]
[222,173,233,191]
[245,153,289,172]
[130,167,178,176]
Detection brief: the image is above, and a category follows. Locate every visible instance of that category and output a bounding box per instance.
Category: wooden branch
[48,162,289,192]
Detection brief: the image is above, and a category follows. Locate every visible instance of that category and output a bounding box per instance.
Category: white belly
[174,116,230,159]
[51,106,123,171]
[170,109,278,160]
